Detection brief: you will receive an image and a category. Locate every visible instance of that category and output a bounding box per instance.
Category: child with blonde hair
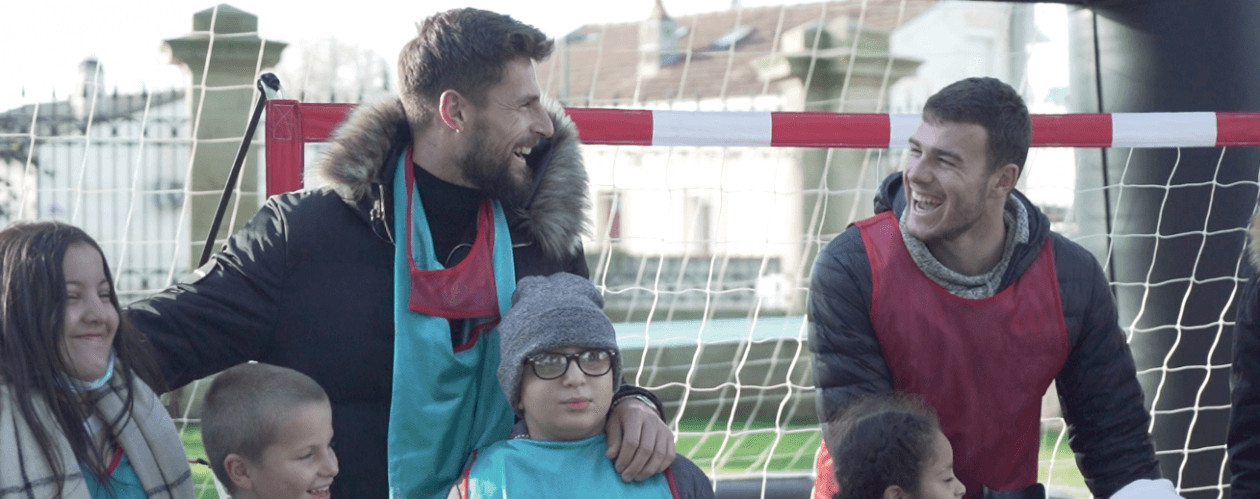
[201,362,337,498]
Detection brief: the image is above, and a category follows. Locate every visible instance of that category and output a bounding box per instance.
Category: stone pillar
[164,4,285,269]
[754,17,920,313]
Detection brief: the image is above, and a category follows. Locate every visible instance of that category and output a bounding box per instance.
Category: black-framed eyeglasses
[525,349,616,380]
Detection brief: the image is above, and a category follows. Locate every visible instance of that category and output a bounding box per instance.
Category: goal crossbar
[264,100,1260,196]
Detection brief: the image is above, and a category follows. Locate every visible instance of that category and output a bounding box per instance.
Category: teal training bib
[464,435,675,499]
[82,452,147,499]
[387,150,516,498]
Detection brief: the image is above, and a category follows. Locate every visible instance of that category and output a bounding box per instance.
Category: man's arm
[1231,275,1260,496]
[809,227,893,424]
[807,229,891,499]
[1053,239,1161,497]
[605,392,675,482]
[125,197,288,390]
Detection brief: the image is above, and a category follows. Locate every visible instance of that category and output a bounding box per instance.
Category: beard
[458,121,534,210]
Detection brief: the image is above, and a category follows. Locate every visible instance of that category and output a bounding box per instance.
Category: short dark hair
[397,8,553,130]
[923,77,1031,176]
[0,221,158,496]
[825,393,941,499]
[202,362,330,492]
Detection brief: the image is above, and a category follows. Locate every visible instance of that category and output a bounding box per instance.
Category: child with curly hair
[825,392,965,499]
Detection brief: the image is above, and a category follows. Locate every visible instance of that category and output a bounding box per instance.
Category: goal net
[0,2,1249,498]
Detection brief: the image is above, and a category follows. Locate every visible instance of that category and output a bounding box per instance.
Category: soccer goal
[257,96,1257,498]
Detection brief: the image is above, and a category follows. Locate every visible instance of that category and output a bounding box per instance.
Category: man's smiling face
[902,118,995,246]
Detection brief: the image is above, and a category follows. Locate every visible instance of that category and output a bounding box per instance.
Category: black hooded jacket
[809,172,1160,497]
[1230,217,1260,497]
[124,98,660,497]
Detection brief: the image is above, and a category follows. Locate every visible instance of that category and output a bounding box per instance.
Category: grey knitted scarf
[900,195,1029,299]
[0,371,193,498]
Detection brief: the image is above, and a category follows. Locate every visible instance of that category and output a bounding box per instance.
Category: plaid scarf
[0,371,193,498]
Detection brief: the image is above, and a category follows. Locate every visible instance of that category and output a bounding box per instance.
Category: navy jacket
[809,172,1160,497]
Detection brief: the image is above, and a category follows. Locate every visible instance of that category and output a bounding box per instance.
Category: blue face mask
[64,351,116,393]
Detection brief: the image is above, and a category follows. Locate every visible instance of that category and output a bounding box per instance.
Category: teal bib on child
[463,435,675,499]
[82,452,147,499]
[387,150,516,498]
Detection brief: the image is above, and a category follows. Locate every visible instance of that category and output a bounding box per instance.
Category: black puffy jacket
[809,172,1160,497]
[124,99,659,497]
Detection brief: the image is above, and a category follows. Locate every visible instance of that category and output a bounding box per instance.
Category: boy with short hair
[201,362,338,499]
[458,272,713,498]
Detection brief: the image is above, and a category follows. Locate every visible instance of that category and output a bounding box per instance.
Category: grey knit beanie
[496,272,622,413]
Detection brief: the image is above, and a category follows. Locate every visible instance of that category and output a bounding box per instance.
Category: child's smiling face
[236,400,338,499]
[916,430,966,499]
[59,242,118,382]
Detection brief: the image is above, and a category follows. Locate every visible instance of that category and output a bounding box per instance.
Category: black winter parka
[124,99,660,497]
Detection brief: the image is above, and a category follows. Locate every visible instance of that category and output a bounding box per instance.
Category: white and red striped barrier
[264,101,1260,195]
[565,109,1260,149]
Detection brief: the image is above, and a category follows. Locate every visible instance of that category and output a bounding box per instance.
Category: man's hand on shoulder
[605,396,677,482]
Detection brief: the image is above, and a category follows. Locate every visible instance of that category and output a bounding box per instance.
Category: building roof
[536,0,936,106]
[0,88,184,135]
[0,88,184,166]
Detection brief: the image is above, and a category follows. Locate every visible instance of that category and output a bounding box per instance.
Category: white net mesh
[0,2,1251,498]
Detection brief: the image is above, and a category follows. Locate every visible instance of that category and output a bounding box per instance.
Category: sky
[0,0,822,112]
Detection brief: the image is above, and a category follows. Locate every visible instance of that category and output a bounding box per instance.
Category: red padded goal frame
[264,101,355,196]
[265,100,1260,196]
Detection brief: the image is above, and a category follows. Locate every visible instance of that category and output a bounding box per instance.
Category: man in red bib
[809,78,1179,499]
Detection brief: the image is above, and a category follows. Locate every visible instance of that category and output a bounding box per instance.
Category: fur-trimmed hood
[309,97,589,259]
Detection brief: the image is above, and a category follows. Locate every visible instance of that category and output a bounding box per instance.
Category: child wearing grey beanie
[456,273,714,499]
[496,272,622,413]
